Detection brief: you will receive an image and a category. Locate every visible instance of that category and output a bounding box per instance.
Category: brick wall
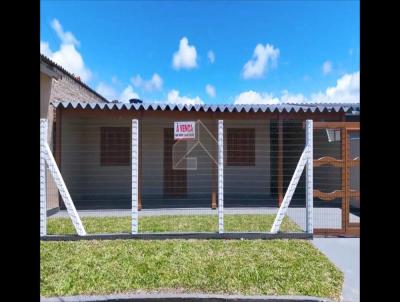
[50,75,107,103]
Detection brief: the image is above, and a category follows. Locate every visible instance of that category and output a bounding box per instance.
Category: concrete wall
[224,120,271,199]
[61,116,272,208]
[42,65,107,212]
[61,115,132,208]
[40,73,52,119]
[141,119,216,207]
[141,119,270,206]
[141,119,164,197]
[41,73,60,212]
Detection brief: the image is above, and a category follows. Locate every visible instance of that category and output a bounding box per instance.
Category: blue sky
[40,0,359,104]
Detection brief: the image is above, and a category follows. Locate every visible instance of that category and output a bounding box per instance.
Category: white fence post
[131,119,139,234]
[271,146,308,234]
[44,143,86,236]
[40,119,48,236]
[218,120,224,233]
[306,119,313,234]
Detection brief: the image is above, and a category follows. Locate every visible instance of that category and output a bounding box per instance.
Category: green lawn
[47,214,301,234]
[41,239,343,300]
[43,215,343,300]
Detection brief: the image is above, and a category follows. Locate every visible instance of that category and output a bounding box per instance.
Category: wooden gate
[313,122,360,236]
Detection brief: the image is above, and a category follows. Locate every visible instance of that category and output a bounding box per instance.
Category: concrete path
[312,238,359,302]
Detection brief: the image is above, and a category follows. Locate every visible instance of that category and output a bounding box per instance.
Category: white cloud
[205,84,216,98]
[50,44,92,82]
[234,71,360,105]
[311,71,360,103]
[51,19,80,46]
[41,19,92,82]
[40,41,52,57]
[322,60,333,75]
[131,73,163,92]
[120,85,140,103]
[96,83,140,103]
[167,89,204,105]
[242,44,280,79]
[234,90,280,105]
[279,90,307,103]
[172,37,198,70]
[207,50,215,63]
[95,82,118,101]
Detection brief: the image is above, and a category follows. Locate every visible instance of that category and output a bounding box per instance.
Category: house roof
[52,100,360,114]
[40,54,109,103]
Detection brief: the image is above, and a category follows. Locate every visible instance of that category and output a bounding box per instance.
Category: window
[227,128,255,166]
[100,127,130,166]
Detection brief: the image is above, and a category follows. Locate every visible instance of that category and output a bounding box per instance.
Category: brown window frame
[227,128,256,166]
[100,127,130,166]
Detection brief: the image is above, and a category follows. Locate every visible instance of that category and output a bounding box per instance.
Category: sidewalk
[312,238,359,302]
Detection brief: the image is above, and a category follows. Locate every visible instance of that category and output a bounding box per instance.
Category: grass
[43,215,343,300]
[47,214,302,234]
[41,239,343,300]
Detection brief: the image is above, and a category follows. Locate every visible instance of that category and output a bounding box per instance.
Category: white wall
[224,120,271,196]
[61,115,131,206]
[61,116,272,207]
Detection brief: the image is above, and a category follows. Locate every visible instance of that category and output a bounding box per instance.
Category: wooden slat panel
[348,158,360,167]
[314,228,360,237]
[312,122,360,237]
[349,190,360,201]
[313,189,343,201]
[313,156,343,167]
[341,129,347,230]
[313,122,359,129]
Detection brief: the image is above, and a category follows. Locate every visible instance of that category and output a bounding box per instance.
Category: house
[49,100,360,236]
[40,54,108,214]
[40,54,109,153]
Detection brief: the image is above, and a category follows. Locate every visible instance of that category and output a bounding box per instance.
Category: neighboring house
[40,54,108,146]
[50,100,360,236]
[40,54,108,214]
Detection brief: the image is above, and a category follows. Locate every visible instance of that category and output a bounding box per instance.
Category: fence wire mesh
[42,116,358,237]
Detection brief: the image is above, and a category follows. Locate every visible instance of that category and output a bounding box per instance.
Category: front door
[313,122,360,236]
[163,128,187,197]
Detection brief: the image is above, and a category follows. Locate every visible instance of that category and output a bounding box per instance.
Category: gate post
[132,119,139,234]
[40,119,48,236]
[306,119,313,234]
[218,120,224,233]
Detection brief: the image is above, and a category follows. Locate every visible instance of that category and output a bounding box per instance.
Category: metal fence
[41,117,319,239]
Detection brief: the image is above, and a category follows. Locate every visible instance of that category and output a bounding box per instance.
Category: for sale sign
[174,121,196,140]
